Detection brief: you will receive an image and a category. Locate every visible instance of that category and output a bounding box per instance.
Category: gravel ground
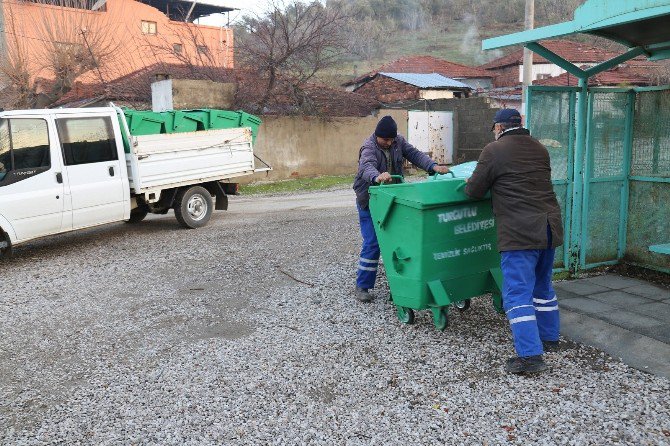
[1,189,669,445]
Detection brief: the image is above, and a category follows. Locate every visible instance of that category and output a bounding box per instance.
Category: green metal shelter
[483,0,670,274]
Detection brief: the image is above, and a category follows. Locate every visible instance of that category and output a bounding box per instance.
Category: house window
[536,73,552,80]
[173,43,183,54]
[141,20,157,35]
[197,45,209,55]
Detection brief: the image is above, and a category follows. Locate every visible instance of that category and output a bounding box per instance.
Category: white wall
[518,63,599,82]
[419,90,455,100]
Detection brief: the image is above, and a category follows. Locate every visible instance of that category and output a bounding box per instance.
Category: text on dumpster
[437,206,478,223]
[454,218,495,235]
[433,243,493,261]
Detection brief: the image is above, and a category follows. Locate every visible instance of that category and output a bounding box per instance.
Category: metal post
[521,0,535,117]
[618,90,635,259]
[569,76,589,274]
[579,91,595,268]
[565,91,577,269]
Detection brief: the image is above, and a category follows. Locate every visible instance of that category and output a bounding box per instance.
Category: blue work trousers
[356,205,380,289]
[501,226,560,357]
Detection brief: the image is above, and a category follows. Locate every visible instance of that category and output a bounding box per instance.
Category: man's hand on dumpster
[376,172,393,184]
[433,165,450,174]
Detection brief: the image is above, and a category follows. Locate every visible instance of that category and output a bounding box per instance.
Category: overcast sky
[196,1,275,26]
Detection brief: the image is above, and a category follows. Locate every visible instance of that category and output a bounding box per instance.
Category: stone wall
[171,79,237,110]
[242,109,409,183]
[355,76,419,103]
[406,97,497,162]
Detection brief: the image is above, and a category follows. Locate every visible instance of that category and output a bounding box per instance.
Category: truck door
[0,117,65,242]
[55,115,125,230]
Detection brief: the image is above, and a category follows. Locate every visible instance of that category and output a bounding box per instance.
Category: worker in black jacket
[465,108,564,375]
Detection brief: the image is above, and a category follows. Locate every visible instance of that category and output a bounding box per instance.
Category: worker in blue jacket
[465,109,564,375]
[352,115,449,302]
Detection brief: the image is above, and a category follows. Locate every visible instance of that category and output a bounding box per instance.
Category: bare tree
[345,17,391,63]
[0,9,34,108]
[235,0,349,113]
[0,0,126,109]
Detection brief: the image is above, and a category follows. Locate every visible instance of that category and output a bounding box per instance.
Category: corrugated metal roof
[379,72,472,89]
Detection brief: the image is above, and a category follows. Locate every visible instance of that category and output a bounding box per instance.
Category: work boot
[354,287,373,303]
[505,355,548,374]
[542,340,560,353]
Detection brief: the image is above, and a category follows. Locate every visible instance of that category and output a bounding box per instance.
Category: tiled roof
[52,63,381,117]
[343,55,492,87]
[379,72,471,89]
[534,67,654,87]
[479,39,624,69]
[53,64,239,107]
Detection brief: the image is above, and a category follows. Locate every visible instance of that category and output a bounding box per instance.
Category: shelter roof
[138,0,235,21]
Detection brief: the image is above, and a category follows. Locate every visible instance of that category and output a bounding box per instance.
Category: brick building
[0,0,235,87]
[347,72,472,104]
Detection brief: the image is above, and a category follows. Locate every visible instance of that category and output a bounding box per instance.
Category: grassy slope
[320,22,519,87]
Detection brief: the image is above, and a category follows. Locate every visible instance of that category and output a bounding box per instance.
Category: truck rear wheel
[174,186,213,229]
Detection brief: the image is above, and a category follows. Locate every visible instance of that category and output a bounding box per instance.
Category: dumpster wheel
[453,299,471,312]
[396,306,415,325]
[432,307,449,331]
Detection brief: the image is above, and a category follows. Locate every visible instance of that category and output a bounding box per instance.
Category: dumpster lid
[369,177,475,209]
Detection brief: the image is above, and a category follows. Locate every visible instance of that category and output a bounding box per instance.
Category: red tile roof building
[534,67,654,87]
[344,55,493,91]
[479,39,660,88]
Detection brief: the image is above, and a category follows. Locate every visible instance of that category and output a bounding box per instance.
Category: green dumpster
[124,110,167,136]
[368,174,503,330]
[120,109,261,137]
[208,110,244,130]
[238,112,262,141]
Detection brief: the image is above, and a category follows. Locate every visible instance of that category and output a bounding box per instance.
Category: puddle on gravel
[307,383,336,403]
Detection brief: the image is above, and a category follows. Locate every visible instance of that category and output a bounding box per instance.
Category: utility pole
[521,0,534,118]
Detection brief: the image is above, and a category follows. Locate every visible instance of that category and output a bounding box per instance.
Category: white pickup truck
[0,106,268,256]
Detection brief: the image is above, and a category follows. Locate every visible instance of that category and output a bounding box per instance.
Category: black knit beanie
[375,115,397,138]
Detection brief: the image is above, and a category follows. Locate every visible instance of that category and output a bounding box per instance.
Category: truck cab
[0,108,130,252]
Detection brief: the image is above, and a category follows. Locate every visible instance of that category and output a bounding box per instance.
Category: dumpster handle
[379,174,405,185]
[392,248,411,273]
[431,171,455,180]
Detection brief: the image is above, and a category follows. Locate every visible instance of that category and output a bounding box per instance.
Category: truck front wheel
[0,231,11,259]
[174,186,213,229]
